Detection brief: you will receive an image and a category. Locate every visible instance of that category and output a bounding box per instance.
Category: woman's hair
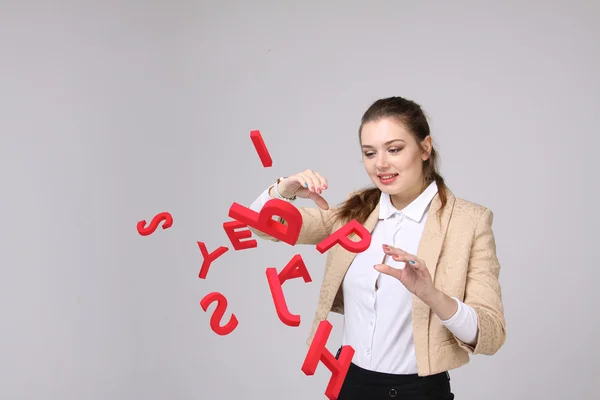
[333,96,448,225]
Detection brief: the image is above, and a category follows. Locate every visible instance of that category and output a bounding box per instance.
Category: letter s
[200,292,239,336]
[137,212,173,236]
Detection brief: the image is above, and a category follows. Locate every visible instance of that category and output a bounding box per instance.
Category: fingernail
[409,260,415,264]
[304,183,308,187]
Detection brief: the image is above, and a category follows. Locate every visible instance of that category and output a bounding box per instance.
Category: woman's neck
[389,181,427,211]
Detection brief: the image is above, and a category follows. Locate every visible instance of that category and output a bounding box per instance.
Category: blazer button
[389,388,397,397]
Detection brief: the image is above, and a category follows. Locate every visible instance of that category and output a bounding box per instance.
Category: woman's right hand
[277,169,330,210]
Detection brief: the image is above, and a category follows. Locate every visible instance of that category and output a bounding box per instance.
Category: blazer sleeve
[247,187,343,245]
[455,208,506,355]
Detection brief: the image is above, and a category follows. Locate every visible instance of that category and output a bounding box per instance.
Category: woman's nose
[376,154,389,169]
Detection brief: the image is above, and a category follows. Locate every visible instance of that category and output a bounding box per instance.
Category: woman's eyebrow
[361,139,405,149]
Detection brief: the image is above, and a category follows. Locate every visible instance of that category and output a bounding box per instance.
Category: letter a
[266,254,311,326]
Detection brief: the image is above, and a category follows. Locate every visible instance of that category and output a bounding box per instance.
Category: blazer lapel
[412,190,455,373]
[329,190,454,296]
[416,191,455,283]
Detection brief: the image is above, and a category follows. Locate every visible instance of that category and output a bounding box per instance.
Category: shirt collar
[378,181,438,223]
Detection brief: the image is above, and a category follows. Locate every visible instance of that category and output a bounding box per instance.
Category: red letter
[197,242,228,279]
[137,212,173,236]
[316,219,371,254]
[301,320,355,400]
[250,129,273,167]
[223,220,257,250]
[200,292,238,336]
[228,199,302,245]
[266,254,312,326]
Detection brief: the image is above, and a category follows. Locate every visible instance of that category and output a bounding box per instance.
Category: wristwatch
[271,176,297,201]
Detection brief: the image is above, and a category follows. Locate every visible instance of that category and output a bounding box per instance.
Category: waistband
[346,362,448,386]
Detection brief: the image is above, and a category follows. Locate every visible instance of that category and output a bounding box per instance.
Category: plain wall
[1,1,597,399]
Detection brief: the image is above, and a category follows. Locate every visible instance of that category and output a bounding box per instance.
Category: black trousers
[337,362,454,400]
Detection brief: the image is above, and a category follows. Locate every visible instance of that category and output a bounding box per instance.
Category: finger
[410,259,429,275]
[388,254,411,270]
[384,245,420,265]
[303,170,323,194]
[308,190,330,210]
[391,253,419,264]
[382,244,409,256]
[392,255,426,275]
[289,173,315,197]
[390,254,411,263]
[373,263,402,280]
[314,171,328,190]
[298,170,320,194]
[287,174,309,192]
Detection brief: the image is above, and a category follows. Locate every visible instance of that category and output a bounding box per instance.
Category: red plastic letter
[197,242,229,279]
[137,212,173,236]
[266,254,312,326]
[316,219,371,254]
[228,199,302,245]
[250,129,273,167]
[200,292,238,336]
[301,320,355,400]
[223,220,257,250]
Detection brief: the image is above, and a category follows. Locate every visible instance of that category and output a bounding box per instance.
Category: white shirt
[249,182,478,374]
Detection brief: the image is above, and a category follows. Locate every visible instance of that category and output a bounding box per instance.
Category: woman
[248,96,506,399]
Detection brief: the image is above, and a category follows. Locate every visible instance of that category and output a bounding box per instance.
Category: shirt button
[369,322,374,327]
[366,349,370,355]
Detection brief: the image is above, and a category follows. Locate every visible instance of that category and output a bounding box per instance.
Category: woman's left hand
[374,244,436,301]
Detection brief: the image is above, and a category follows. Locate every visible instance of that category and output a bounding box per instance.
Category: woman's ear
[421,136,432,160]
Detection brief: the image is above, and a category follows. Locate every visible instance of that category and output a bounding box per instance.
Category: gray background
[1,1,597,399]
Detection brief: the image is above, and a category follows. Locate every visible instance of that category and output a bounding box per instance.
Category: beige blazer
[252,188,506,376]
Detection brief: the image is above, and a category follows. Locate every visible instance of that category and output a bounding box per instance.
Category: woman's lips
[378,173,398,184]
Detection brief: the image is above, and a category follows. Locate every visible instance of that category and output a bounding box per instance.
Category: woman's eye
[389,148,402,153]
[364,152,375,157]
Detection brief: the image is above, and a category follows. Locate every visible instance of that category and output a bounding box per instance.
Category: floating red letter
[197,242,229,279]
[250,129,273,167]
[200,292,238,336]
[266,254,312,326]
[223,220,257,250]
[228,199,302,245]
[316,219,371,254]
[137,212,173,236]
[301,320,355,400]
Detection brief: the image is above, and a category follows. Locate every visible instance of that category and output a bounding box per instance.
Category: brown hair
[333,96,448,225]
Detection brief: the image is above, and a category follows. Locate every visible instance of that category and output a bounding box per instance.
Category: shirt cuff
[439,297,479,346]
[248,187,272,212]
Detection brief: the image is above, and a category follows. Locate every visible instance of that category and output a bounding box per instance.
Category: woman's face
[360,117,431,201]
